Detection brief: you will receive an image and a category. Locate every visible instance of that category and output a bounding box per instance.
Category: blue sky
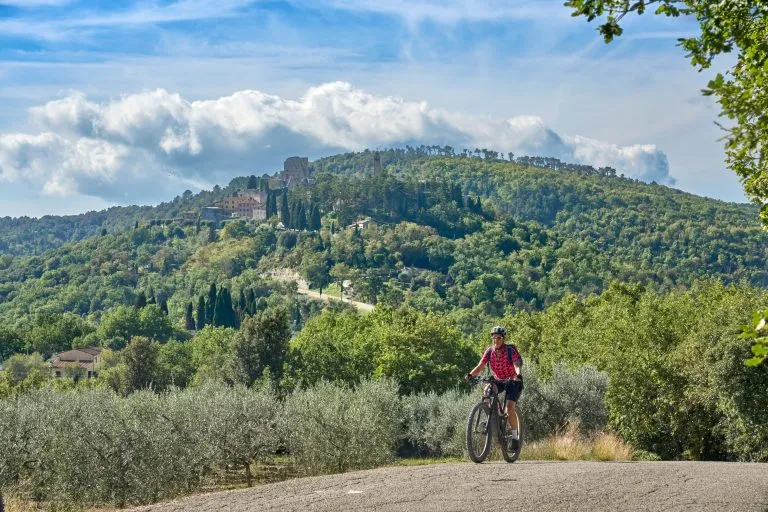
[0,0,744,217]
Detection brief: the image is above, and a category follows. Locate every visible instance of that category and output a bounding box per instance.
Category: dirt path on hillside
[267,269,374,312]
[129,461,767,512]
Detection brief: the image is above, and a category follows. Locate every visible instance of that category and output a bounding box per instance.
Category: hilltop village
[200,156,316,226]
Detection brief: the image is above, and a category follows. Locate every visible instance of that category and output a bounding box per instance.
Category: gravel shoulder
[129,461,768,512]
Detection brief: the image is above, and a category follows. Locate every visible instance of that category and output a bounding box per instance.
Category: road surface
[267,269,374,312]
[129,461,768,512]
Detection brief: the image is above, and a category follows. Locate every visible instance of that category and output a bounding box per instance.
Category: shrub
[0,384,284,509]
[401,388,475,457]
[285,378,401,475]
[519,363,608,441]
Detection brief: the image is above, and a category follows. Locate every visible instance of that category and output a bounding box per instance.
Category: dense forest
[1,149,767,489]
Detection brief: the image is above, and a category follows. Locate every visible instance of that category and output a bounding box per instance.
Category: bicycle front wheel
[466,401,492,463]
[499,412,522,463]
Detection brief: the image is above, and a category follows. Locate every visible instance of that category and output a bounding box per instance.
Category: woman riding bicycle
[464,326,523,451]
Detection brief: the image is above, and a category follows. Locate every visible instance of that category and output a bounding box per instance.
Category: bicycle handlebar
[467,376,519,385]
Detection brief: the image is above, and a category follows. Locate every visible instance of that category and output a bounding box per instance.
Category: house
[221,188,270,219]
[49,347,102,379]
[346,217,373,231]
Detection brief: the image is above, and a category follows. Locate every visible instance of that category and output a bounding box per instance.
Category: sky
[0,0,747,218]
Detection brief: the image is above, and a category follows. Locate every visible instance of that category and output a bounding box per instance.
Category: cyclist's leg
[505,381,523,438]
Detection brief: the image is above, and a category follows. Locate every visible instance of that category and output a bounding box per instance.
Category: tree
[297,203,307,231]
[206,283,217,326]
[565,0,768,224]
[190,326,236,385]
[309,203,322,231]
[301,255,331,294]
[247,175,258,189]
[743,311,768,367]
[213,287,238,328]
[138,304,173,342]
[157,340,194,388]
[97,306,142,350]
[196,295,206,331]
[134,291,147,309]
[280,192,291,227]
[185,302,196,331]
[26,314,93,357]
[159,297,169,316]
[122,336,161,393]
[266,192,278,219]
[232,307,290,386]
[0,326,24,362]
[330,263,354,301]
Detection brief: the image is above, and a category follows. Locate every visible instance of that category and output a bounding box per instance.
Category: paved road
[267,269,375,312]
[297,286,374,312]
[130,461,768,512]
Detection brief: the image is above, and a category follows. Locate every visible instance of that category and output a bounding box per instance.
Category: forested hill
[311,148,759,226]
[0,149,766,329]
[0,181,242,256]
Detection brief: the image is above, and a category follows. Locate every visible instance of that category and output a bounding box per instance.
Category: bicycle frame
[466,375,521,463]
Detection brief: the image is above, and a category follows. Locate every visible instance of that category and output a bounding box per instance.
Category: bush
[520,363,608,441]
[285,378,401,475]
[0,384,283,509]
[401,388,475,457]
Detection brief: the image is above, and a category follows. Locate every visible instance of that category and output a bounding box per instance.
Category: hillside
[2,149,768,476]
[1,150,766,328]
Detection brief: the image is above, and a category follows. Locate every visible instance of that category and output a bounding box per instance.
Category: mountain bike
[466,376,522,463]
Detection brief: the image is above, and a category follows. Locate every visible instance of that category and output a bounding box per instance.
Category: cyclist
[464,326,523,450]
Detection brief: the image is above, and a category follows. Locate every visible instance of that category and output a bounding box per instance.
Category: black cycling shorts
[498,379,524,402]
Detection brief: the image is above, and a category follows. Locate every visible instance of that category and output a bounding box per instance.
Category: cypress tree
[185,302,195,330]
[247,175,258,189]
[248,289,257,316]
[280,192,290,227]
[310,204,322,231]
[134,291,147,309]
[196,295,206,330]
[213,288,225,327]
[159,297,169,316]
[238,289,247,319]
[206,283,217,325]
[297,202,307,231]
[266,192,276,218]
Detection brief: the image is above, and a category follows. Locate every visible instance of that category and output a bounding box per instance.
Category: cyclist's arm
[465,353,489,380]
[466,361,485,379]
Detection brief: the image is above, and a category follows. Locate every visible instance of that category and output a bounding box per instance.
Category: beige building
[50,348,102,379]
[252,205,267,221]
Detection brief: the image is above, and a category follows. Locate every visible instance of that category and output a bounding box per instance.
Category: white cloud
[0,82,673,202]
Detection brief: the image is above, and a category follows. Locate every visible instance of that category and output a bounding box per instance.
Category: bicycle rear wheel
[466,401,493,463]
[499,412,522,463]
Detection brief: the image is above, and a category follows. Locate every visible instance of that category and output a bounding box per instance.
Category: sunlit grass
[521,426,634,462]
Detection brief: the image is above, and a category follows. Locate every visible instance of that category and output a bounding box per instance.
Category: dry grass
[521,422,634,462]
[591,432,634,461]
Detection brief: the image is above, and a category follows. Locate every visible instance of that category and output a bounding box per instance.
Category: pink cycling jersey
[480,344,521,380]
